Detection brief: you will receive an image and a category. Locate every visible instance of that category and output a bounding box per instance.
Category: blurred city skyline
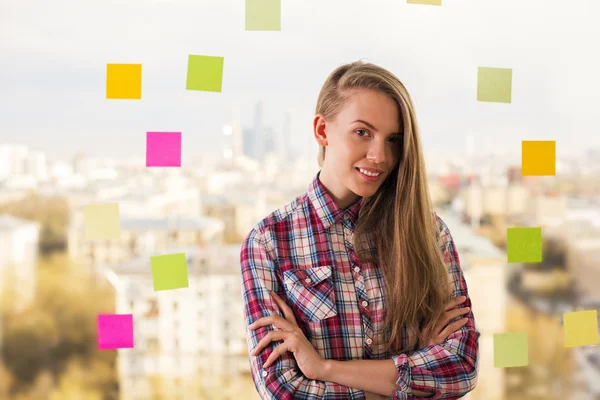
[2,0,600,160]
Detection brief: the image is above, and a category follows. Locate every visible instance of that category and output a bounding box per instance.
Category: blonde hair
[315,60,449,353]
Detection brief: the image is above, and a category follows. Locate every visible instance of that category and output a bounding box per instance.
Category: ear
[313,114,328,147]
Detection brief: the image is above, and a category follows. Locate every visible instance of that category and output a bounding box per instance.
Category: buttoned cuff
[391,353,411,399]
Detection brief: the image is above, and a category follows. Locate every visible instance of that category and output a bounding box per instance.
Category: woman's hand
[248,291,327,380]
[417,295,470,349]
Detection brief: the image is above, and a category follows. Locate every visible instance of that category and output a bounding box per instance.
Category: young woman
[240,60,480,399]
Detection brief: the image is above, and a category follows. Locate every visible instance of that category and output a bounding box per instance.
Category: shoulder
[433,212,455,248]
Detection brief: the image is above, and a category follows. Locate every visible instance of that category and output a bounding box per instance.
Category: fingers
[434,306,470,339]
[437,317,469,341]
[248,315,280,330]
[263,342,287,368]
[270,291,299,326]
[445,306,470,323]
[438,306,470,331]
[251,330,285,356]
[445,295,467,311]
[248,313,295,332]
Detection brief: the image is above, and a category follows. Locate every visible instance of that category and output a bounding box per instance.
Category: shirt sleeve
[241,227,367,400]
[390,215,481,400]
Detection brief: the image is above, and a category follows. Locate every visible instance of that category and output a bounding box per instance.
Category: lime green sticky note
[494,332,528,368]
[507,227,542,263]
[407,0,442,5]
[522,140,556,176]
[246,0,281,30]
[84,203,120,240]
[186,55,224,92]
[564,310,599,348]
[477,67,512,103]
[150,253,189,291]
[106,64,142,99]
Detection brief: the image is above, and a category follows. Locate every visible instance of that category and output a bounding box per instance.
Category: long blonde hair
[315,60,449,354]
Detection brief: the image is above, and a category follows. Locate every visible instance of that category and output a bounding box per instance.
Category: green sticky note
[507,227,542,263]
[186,55,224,92]
[494,332,528,368]
[407,0,442,5]
[564,310,599,348]
[477,67,512,103]
[522,140,556,176]
[246,0,281,30]
[84,203,120,240]
[150,253,189,291]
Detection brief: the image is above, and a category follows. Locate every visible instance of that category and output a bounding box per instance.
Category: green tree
[0,192,70,254]
[1,253,117,398]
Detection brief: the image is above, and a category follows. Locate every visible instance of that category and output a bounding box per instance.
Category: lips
[356,167,383,182]
[355,167,382,176]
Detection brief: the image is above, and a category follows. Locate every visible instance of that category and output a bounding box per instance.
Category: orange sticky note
[522,140,556,176]
[106,63,142,99]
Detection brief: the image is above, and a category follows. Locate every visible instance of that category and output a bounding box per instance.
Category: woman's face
[313,88,402,209]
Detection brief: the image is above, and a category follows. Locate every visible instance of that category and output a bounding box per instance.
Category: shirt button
[362,301,368,307]
[354,267,360,273]
[305,278,311,284]
[262,370,268,377]
[366,338,373,345]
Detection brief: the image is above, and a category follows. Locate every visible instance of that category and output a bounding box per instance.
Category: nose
[366,140,387,164]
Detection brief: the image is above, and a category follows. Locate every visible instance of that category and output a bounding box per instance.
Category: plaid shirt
[240,171,480,399]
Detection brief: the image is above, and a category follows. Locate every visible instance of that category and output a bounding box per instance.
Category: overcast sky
[1,0,599,161]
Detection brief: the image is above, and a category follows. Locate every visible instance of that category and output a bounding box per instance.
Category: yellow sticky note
[246,0,281,31]
[563,310,599,348]
[493,332,529,368]
[477,67,512,103]
[106,64,142,99]
[84,203,121,240]
[522,140,556,176]
[407,0,442,5]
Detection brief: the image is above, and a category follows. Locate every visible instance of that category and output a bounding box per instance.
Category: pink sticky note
[97,314,134,349]
[146,131,182,167]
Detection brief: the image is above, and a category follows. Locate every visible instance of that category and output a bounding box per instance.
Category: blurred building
[67,215,225,270]
[107,245,251,400]
[567,236,600,300]
[436,209,508,400]
[557,198,600,301]
[0,144,48,188]
[0,190,29,206]
[0,214,41,309]
[202,194,264,242]
[460,183,565,227]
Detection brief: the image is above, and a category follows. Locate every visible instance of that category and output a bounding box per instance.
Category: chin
[350,183,380,198]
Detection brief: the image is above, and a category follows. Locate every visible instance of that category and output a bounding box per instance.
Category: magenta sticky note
[146,131,182,167]
[97,314,134,349]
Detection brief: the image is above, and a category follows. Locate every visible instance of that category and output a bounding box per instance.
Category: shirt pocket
[282,265,338,323]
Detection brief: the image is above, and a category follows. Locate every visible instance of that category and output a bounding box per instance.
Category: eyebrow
[351,119,401,136]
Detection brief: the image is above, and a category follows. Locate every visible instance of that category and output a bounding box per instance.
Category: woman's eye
[355,129,369,137]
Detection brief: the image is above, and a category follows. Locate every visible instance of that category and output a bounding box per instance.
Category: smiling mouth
[356,168,383,181]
